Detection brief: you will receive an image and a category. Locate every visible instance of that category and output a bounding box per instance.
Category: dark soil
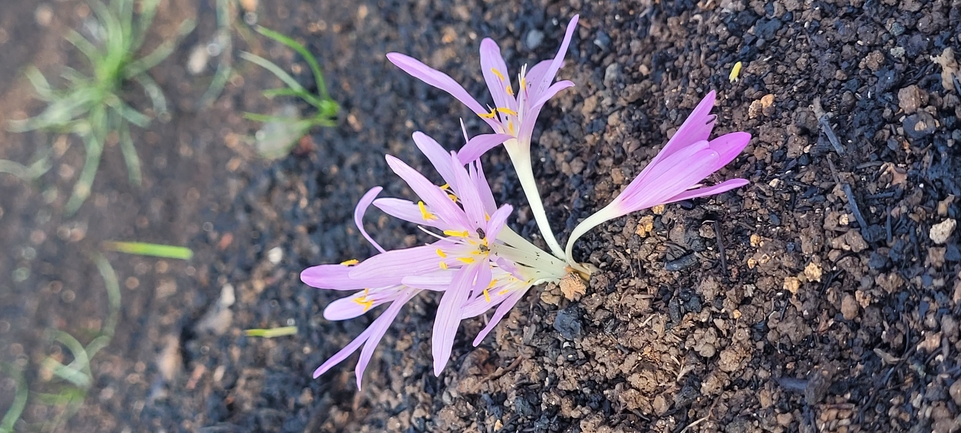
[2,0,961,432]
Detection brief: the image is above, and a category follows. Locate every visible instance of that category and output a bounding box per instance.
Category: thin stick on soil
[812,98,844,154]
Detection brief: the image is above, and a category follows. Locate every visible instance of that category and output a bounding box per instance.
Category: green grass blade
[65,130,104,214]
[90,252,121,346]
[117,124,142,185]
[254,26,330,100]
[101,241,194,260]
[262,88,312,99]
[24,66,54,100]
[130,0,161,50]
[239,51,305,93]
[0,363,29,433]
[131,73,167,116]
[244,326,298,338]
[46,331,92,389]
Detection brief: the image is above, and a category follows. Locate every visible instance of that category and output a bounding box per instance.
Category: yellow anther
[483,289,491,302]
[490,68,505,81]
[418,201,436,221]
[497,289,509,296]
[506,84,514,96]
[487,279,498,288]
[340,259,359,266]
[507,121,515,135]
[440,262,449,270]
[436,248,447,258]
[479,108,498,119]
[443,230,469,237]
[353,289,374,312]
[439,183,450,190]
[520,77,526,90]
[457,257,475,264]
[485,213,490,221]
[496,107,518,116]
[448,193,458,202]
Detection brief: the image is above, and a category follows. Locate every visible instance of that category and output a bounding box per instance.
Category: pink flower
[302,132,567,386]
[386,16,580,258]
[564,91,750,264]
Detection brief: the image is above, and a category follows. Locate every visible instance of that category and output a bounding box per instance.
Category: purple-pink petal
[457,133,513,164]
[645,91,717,170]
[355,187,387,254]
[301,264,369,290]
[372,198,428,226]
[313,325,373,378]
[665,178,749,203]
[471,290,525,346]
[708,131,752,168]
[348,245,448,287]
[386,52,488,117]
[531,15,579,98]
[385,155,469,229]
[355,288,418,388]
[412,132,456,185]
[479,39,514,111]
[432,263,480,375]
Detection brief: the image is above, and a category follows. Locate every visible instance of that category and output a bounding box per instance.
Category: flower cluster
[302,15,751,387]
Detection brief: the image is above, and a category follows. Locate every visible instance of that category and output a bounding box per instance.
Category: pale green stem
[564,203,619,270]
[504,139,565,258]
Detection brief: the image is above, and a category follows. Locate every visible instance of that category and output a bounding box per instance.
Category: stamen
[483,289,491,302]
[457,257,475,264]
[340,259,359,266]
[479,108,498,119]
[520,77,526,90]
[353,288,374,312]
[443,230,469,238]
[448,193,458,202]
[507,121,515,135]
[506,84,514,96]
[488,279,498,288]
[439,262,448,270]
[439,183,450,190]
[497,289,509,296]
[490,68,505,81]
[418,201,436,220]
[436,248,447,258]
[496,107,518,116]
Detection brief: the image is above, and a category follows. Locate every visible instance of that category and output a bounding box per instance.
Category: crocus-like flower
[387,16,580,259]
[302,132,568,386]
[564,91,750,266]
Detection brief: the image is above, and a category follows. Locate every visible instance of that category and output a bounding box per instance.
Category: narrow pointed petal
[709,131,751,168]
[485,205,513,240]
[479,39,513,111]
[354,288,418,388]
[530,80,575,110]
[472,291,525,346]
[324,292,383,321]
[355,187,386,254]
[645,91,717,170]
[470,161,498,215]
[457,133,513,164]
[449,153,487,227]
[412,132,456,185]
[349,245,448,287]
[401,272,454,290]
[524,59,553,93]
[387,52,487,115]
[301,264,369,290]
[665,178,749,203]
[372,198,426,225]
[616,149,722,212]
[532,15,579,98]
[432,264,479,375]
[313,326,373,378]
[385,155,469,229]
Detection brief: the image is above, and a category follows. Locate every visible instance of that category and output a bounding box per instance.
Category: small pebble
[929,219,957,244]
